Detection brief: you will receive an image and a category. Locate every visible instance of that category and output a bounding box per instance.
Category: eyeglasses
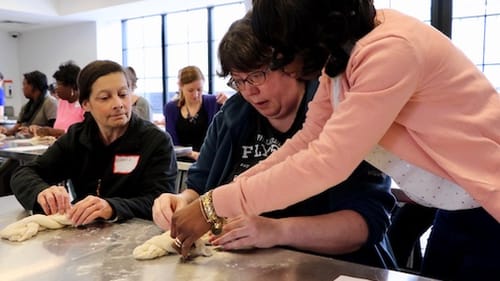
[227,69,269,91]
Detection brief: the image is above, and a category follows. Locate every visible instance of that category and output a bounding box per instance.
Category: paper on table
[333,276,373,281]
[3,144,49,152]
[174,146,192,157]
[8,138,34,144]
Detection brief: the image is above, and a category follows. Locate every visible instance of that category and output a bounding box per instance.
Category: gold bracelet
[200,190,224,235]
[199,198,209,222]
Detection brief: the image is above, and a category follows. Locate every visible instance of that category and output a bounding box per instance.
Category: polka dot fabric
[330,76,478,211]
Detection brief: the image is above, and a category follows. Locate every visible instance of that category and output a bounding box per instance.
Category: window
[122,2,246,121]
[122,16,164,116]
[166,8,209,99]
[374,0,431,22]
[211,3,247,94]
[452,0,500,90]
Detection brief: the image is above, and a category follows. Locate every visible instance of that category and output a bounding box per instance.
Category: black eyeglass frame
[227,69,270,91]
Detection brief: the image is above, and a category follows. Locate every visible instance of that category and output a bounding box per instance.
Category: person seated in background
[0,70,58,196]
[0,70,57,138]
[10,60,177,225]
[153,13,397,269]
[29,61,85,138]
[163,65,227,161]
[124,66,153,122]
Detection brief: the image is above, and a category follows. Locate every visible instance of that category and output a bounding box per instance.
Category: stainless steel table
[0,196,437,281]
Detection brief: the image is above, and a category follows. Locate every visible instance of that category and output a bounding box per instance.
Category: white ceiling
[0,0,247,33]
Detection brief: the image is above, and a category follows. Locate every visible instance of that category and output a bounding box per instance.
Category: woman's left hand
[170,198,211,258]
[67,195,113,225]
[215,92,228,105]
[189,151,199,161]
[209,215,280,250]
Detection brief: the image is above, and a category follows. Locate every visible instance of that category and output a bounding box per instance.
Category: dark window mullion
[431,0,452,38]
[207,6,214,94]
[162,14,168,106]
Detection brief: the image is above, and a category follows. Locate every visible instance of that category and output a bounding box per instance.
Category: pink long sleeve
[213,9,500,219]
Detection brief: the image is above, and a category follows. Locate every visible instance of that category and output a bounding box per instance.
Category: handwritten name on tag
[113,155,140,174]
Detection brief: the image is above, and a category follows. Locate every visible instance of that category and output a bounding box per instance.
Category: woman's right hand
[37,185,71,215]
[29,125,41,135]
[30,125,50,137]
[216,92,228,105]
[152,193,189,231]
[189,151,200,161]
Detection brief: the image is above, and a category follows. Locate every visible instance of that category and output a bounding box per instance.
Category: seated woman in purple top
[163,66,227,161]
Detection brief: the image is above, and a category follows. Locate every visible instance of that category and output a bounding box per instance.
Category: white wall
[0,22,98,116]
[0,31,21,115]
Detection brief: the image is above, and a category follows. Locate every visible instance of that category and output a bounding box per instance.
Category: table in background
[0,138,48,162]
[0,119,17,127]
[0,196,437,281]
[0,139,192,163]
[175,161,192,193]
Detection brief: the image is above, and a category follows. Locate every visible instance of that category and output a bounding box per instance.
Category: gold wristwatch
[199,190,224,235]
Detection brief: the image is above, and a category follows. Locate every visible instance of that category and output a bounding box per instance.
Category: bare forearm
[277,210,369,255]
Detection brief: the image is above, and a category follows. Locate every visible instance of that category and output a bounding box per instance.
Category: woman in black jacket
[11,60,177,225]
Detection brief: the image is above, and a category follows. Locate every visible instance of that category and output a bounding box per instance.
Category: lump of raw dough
[133,231,213,260]
[30,135,57,145]
[0,214,73,242]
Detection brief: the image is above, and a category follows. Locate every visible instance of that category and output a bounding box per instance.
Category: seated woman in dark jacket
[153,13,397,269]
[11,60,177,225]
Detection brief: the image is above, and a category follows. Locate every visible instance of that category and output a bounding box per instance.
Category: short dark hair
[53,61,81,91]
[124,66,138,90]
[217,11,273,77]
[0,72,4,80]
[23,71,48,94]
[77,60,127,104]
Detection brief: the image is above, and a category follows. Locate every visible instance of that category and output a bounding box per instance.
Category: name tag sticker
[113,155,140,174]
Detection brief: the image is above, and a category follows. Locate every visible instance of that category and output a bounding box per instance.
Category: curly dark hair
[251,0,376,78]
[217,10,273,77]
[53,61,81,91]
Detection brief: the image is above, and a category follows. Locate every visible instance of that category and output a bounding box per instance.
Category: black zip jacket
[11,113,177,221]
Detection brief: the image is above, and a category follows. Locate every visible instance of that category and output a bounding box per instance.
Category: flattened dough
[30,135,57,145]
[0,214,73,242]
[133,231,213,260]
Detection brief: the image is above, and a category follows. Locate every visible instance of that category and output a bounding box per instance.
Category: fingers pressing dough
[133,231,213,260]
